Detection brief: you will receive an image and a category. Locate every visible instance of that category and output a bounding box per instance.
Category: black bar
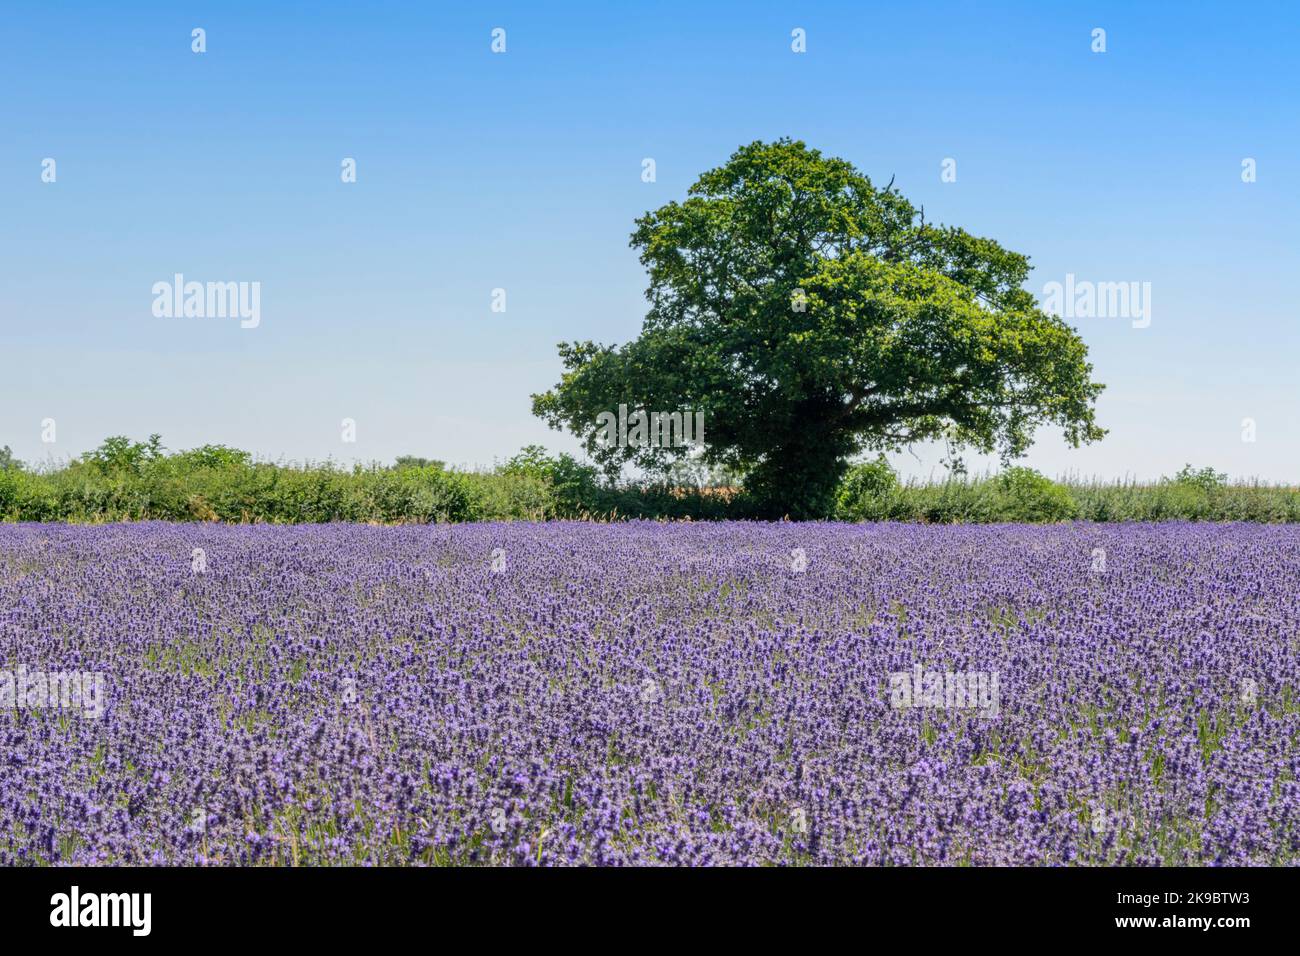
[0,865,1288,942]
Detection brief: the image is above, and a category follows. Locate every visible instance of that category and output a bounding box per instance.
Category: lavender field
[1,522,1297,866]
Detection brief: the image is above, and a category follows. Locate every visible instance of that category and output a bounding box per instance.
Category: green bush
[3,435,1300,524]
[500,445,605,517]
[466,470,554,521]
[988,467,1078,522]
[1171,464,1227,494]
[835,455,899,521]
[834,466,1078,523]
[0,467,17,515]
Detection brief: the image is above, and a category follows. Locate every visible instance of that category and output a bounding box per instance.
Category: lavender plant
[0,522,1295,865]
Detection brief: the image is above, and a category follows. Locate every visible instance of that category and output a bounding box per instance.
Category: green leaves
[535,139,1105,518]
[80,434,166,475]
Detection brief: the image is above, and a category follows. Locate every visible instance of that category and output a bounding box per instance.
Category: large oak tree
[533,140,1105,518]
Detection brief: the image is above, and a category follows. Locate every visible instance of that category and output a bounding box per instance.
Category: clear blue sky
[3,1,1297,481]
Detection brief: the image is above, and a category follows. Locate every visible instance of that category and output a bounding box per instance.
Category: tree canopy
[533,139,1105,518]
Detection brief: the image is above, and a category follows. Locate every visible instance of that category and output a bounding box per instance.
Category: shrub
[4,435,1300,524]
[170,444,253,470]
[81,434,164,475]
[465,471,554,521]
[1171,464,1227,493]
[835,455,899,521]
[988,467,1077,523]
[501,445,604,517]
